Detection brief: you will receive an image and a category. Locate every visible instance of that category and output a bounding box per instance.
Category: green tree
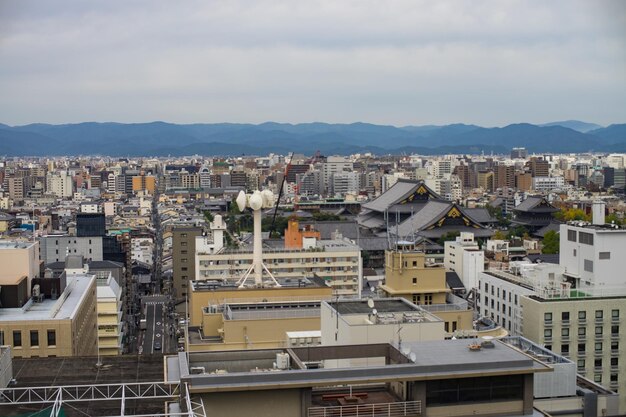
[606,214,623,226]
[542,230,560,254]
[437,231,461,246]
[493,230,507,240]
[554,208,590,222]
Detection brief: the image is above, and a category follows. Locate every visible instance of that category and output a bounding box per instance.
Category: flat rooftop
[191,275,328,291]
[219,238,360,254]
[0,274,95,322]
[222,301,321,320]
[329,298,420,315]
[0,240,36,250]
[172,340,551,393]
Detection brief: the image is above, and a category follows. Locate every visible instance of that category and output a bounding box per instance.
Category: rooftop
[0,274,95,322]
[191,275,328,292]
[0,240,36,250]
[328,298,419,315]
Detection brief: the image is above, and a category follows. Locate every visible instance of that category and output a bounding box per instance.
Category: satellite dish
[409,352,417,362]
[372,309,377,315]
[367,298,375,309]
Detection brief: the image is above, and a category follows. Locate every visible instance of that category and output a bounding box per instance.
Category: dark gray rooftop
[331,298,419,315]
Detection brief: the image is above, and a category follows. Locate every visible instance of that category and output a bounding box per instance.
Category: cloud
[0,0,624,126]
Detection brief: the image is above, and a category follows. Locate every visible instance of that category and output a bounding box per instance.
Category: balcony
[308,400,422,417]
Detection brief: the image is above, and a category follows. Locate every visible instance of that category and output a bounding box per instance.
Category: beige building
[380,246,474,336]
[188,278,332,327]
[191,299,322,352]
[196,239,362,297]
[0,240,41,295]
[521,291,626,412]
[97,274,123,356]
[0,273,98,358]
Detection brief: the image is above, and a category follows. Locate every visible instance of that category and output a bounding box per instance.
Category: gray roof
[362,180,439,212]
[464,207,496,223]
[514,196,558,213]
[446,272,465,290]
[533,221,562,238]
[394,201,451,237]
[526,254,560,264]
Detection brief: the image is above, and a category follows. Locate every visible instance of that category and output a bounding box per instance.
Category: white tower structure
[235,189,281,288]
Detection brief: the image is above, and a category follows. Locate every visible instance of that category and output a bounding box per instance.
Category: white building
[39,235,104,264]
[560,201,626,288]
[444,232,484,291]
[532,176,566,192]
[46,170,73,198]
[322,157,353,194]
[330,172,360,196]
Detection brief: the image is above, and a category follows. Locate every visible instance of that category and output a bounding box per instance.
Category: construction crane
[269,153,294,237]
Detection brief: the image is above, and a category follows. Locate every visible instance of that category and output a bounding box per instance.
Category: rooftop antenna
[235,190,281,288]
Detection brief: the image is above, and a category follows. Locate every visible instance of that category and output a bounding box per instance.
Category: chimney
[592,200,606,226]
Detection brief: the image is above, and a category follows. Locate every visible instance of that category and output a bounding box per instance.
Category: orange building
[132,175,156,194]
[284,218,321,249]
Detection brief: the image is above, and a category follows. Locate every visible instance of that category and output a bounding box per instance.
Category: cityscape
[0,1,625,417]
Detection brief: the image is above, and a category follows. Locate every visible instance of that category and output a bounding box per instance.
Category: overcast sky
[0,0,624,127]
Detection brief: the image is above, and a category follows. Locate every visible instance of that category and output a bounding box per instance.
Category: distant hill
[0,121,622,156]
[541,120,603,133]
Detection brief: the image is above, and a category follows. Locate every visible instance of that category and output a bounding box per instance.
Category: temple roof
[513,196,558,213]
[361,179,441,213]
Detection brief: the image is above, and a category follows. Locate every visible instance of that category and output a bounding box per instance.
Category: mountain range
[0,120,624,157]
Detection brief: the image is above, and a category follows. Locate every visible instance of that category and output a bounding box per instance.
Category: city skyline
[0,0,625,126]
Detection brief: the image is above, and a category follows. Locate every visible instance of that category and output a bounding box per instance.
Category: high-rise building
[172,227,203,299]
[493,165,515,189]
[511,147,528,159]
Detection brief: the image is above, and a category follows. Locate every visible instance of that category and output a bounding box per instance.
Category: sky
[0,0,625,127]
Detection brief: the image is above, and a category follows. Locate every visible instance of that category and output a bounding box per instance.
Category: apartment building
[172,226,203,299]
[0,273,98,358]
[444,232,484,290]
[195,239,362,298]
[39,235,104,263]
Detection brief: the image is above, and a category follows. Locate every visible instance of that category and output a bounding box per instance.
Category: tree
[542,230,560,254]
[554,208,590,222]
[606,214,623,226]
[437,231,460,246]
[507,225,529,239]
[493,230,507,240]
[203,210,214,223]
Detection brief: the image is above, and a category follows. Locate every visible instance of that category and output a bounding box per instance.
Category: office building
[172,226,203,299]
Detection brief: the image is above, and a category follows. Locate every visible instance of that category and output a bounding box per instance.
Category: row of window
[482,282,519,305]
[545,309,619,322]
[545,326,619,339]
[0,330,56,348]
[548,341,619,355]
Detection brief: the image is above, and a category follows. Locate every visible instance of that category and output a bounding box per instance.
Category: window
[594,374,602,383]
[412,278,417,284]
[30,330,39,347]
[584,259,594,273]
[595,342,603,352]
[596,310,604,320]
[181,233,187,238]
[611,341,619,352]
[181,258,188,263]
[595,326,603,336]
[545,344,552,351]
[181,250,188,255]
[561,344,569,354]
[595,358,602,369]
[412,261,417,267]
[562,328,570,338]
[562,312,570,322]
[578,343,586,353]
[424,294,433,305]
[599,252,611,260]
[0,331,3,345]
[13,331,22,347]
[47,330,56,346]
[612,309,619,319]
[425,375,523,405]
[485,283,489,292]
[502,304,506,313]
[611,357,618,367]
[577,359,585,369]
[544,329,552,339]
[413,295,421,305]
[611,373,618,382]
[579,311,587,321]
[545,312,553,322]
[502,289,506,300]
[568,229,577,242]
[612,325,619,335]
[579,232,594,245]
[514,294,518,305]
[181,267,188,271]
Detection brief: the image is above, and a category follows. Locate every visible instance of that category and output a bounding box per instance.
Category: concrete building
[532,176,566,192]
[188,277,332,328]
[320,298,444,348]
[0,240,41,296]
[46,170,73,198]
[444,232,484,291]
[560,203,626,288]
[165,338,573,417]
[380,245,474,336]
[97,273,123,356]
[330,171,360,196]
[172,227,203,299]
[40,235,104,264]
[0,272,98,358]
[322,157,352,194]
